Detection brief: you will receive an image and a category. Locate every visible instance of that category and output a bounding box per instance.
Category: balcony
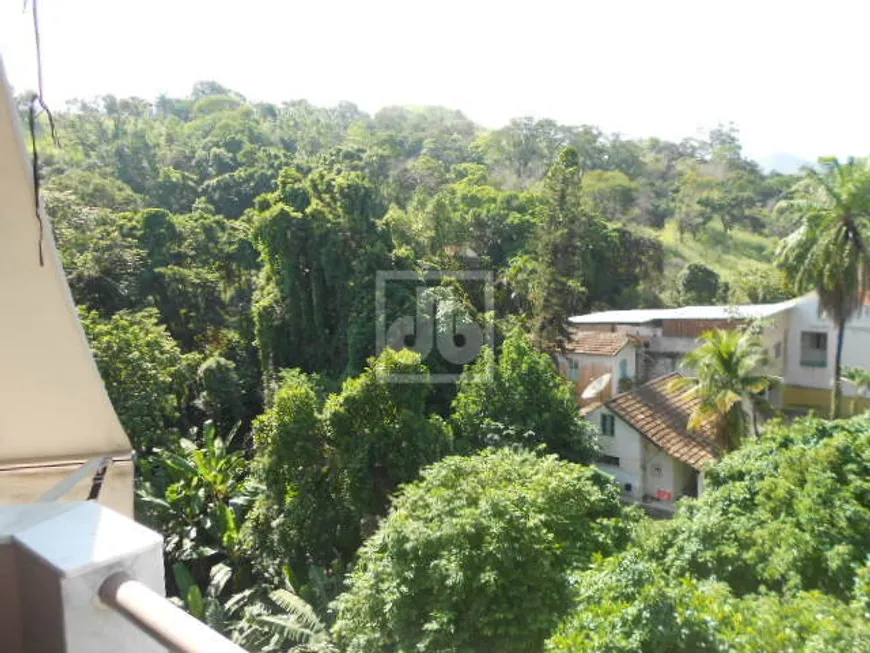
[0,499,246,652]
[0,57,245,652]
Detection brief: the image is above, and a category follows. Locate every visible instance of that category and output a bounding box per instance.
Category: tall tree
[252,165,390,377]
[775,157,870,418]
[530,146,588,346]
[452,328,598,461]
[669,329,775,450]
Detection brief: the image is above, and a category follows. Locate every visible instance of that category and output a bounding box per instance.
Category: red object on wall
[656,488,674,501]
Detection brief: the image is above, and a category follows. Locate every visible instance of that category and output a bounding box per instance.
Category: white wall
[587,406,643,500]
[648,336,698,354]
[641,440,698,500]
[784,294,870,395]
[587,407,702,503]
[759,312,788,379]
[642,439,675,499]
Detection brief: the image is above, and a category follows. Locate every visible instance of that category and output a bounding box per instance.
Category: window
[619,358,628,380]
[568,357,580,381]
[774,341,782,359]
[600,413,615,436]
[800,331,828,367]
[599,454,620,466]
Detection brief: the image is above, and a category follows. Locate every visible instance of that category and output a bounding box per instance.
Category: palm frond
[267,588,325,634]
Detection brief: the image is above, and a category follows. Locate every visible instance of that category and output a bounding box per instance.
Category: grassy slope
[640,220,779,285]
[640,221,778,303]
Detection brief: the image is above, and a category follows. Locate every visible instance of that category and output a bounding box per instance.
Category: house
[584,373,721,509]
[566,294,870,507]
[556,328,639,404]
[566,294,870,415]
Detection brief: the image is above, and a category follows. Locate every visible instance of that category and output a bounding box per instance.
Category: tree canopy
[333,449,634,653]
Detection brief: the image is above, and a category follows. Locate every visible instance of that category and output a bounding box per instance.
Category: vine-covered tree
[252,166,390,377]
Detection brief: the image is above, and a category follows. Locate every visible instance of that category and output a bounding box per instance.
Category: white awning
[0,57,132,513]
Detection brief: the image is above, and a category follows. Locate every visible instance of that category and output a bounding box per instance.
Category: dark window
[599,454,620,466]
[774,341,782,359]
[600,413,615,436]
[800,331,828,367]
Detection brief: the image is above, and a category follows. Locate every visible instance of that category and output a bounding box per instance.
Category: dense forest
[29,82,870,651]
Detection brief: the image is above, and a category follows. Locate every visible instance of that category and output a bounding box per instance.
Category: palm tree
[231,579,337,653]
[842,365,870,415]
[670,329,776,452]
[775,157,870,418]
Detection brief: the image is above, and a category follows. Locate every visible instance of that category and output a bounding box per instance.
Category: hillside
[646,220,778,285]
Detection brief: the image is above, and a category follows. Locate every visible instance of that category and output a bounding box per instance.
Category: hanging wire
[23,0,60,267]
[27,96,44,266]
[25,0,58,144]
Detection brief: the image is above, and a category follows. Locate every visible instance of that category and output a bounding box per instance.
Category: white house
[567,293,870,416]
[566,293,870,508]
[584,372,720,510]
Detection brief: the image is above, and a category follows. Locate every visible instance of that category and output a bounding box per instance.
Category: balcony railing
[101,572,245,653]
[0,500,246,653]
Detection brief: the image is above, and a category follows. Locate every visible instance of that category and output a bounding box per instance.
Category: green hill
[642,220,779,286]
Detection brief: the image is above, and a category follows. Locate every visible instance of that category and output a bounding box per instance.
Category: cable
[23,0,60,267]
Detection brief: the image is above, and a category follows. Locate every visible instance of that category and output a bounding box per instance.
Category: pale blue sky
[1,0,867,162]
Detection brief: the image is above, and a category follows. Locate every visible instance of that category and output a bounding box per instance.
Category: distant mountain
[757,153,813,175]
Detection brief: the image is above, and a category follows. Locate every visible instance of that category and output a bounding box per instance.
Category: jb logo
[385,287,484,365]
[376,271,494,383]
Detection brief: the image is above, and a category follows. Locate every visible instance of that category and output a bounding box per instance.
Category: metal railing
[100,572,246,653]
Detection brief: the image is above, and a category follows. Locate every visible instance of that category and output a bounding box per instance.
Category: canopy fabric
[0,57,132,512]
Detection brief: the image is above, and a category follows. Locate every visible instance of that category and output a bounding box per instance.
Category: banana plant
[137,419,254,621]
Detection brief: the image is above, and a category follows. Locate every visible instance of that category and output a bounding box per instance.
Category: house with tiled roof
[556,327,640,404]
[584,372,722,508]
[567,294,870,416]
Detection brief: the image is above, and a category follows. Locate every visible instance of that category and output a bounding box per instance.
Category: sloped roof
[604,372,721,469]
[569,299,800,325]
[565,329,636,357]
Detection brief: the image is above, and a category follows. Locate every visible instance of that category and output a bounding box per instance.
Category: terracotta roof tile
[565,329,636,357]
[605,372,721,469]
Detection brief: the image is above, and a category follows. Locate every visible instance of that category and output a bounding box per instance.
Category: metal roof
[569,298,801,325]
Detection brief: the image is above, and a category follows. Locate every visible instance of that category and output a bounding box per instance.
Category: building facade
[566,294,870,415]
[564,294,870,509]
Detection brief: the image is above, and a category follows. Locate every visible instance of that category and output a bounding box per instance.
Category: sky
[1,0,868,163]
